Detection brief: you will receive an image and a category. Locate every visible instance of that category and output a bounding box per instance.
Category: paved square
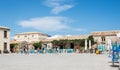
[0,53,117,70]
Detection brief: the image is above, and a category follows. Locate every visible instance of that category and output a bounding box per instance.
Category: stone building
[14,32,49,43]
[42,30,120,51]
[41,35,89,50]
[0,26,10,53]
[11,30,120,53]
[91,30,120,44]
[11,32,49,52]
[91,30,120,50]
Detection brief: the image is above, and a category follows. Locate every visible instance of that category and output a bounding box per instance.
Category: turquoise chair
[48,49,53,53]
[71,49,74,53]
[102,45,106,52]
[30,50,35,53]
[59,49,63,53]
[39,50,43,53]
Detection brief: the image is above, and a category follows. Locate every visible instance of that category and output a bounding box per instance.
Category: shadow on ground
[110,65,119,67]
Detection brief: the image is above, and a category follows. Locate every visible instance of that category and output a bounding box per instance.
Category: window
[4,42,7,50]
[24,35,27,37]
[18,36,20,38]
[4,31,7,38]
[102,36,105,42]
[32,35,34,37]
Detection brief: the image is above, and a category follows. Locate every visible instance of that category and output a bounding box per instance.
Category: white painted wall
[0,28,10,52]
[46,43,53,49]
[14,33,48,43]
[93,36,102,44]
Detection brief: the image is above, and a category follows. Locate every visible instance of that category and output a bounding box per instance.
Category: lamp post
[117,33,120,70]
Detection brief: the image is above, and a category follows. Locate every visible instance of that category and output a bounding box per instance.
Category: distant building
[11,30,120,53]
[91,30,120,50]
[42,35,89,50]
[91,30,120,44]
[11,32,49,52]
[42,30,120,51]
[0,26,10,53]
[14,32,49,43]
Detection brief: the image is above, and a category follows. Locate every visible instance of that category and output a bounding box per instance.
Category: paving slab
[0,53,117,70]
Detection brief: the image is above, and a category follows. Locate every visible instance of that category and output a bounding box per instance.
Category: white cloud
[43,0,74,14]
[18,16,86,32]
[52,5,73,14]
[73,28,86,31]
[19,16,70,32]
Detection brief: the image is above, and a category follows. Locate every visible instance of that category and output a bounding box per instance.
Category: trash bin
[96,50,99,55]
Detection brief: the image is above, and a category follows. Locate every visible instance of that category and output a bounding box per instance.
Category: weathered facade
[11,30,120,52]
[91,30,120,44]
[91,30,120,50]
[11,32,49,52]
[14,32,49,43]
[41,35,89,50]
[0,26,10,53]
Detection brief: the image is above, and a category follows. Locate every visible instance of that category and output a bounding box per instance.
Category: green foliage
[79,39,85,47]
[10,43,18,48]
[14,44,19,53]
[87,36,96,46]
[51,39,85,49]
[50,36,96,51]
[33,42,42,50]
[10,43,19,53]
[80,47,84,51]
[51,40,59,46]
[51,36,96,49]
[52,40,67,47]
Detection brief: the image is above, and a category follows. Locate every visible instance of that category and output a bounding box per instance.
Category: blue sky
[0,0,120,37]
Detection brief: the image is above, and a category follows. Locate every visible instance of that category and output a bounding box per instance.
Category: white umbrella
[107,39,112,50]
[85,39,87,50]
[117,33,120,42]
[117,33,120,38]
[89,40,91,49]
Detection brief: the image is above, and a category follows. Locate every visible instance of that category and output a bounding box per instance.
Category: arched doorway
[60,45,64,49]
[70,43,74,49]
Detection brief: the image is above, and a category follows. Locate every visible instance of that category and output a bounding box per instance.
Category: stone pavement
[0,53,118,70]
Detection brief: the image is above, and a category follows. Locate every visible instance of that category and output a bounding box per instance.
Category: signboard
[112,52,119,62]
[112,42,120,62]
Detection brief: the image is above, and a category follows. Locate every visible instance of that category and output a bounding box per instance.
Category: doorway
[70,43,74,49]
[3,42,9,53]
[60,45,64,49]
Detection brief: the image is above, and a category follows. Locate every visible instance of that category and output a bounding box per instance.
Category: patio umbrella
[89,40,91,49]
[107,39,112,50]
[85,39,87,50]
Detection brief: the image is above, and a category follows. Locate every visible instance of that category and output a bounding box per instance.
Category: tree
[51,40,60,47]
[10,43,19,53]
[52,39,70,49]
[14,43,19,53]
[79,39,85,47]
[87,36,96,46]
[59,40,67,48]
[33,42,42,50]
